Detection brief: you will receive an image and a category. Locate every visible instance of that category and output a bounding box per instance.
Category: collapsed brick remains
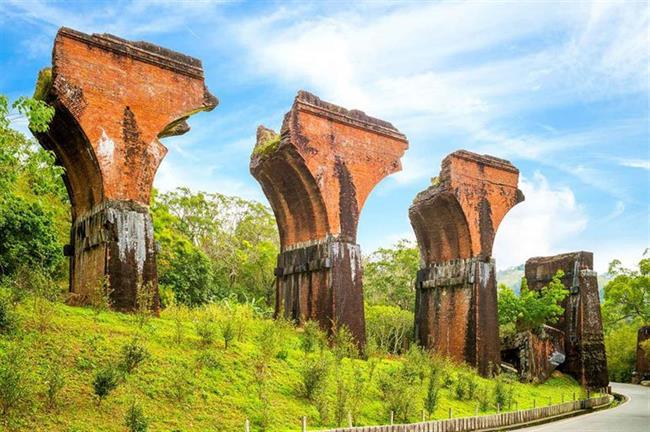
[501,325,566,383]
[33,27,217,311]
[410,151,524,376]
[525,251,609,388]
[250,91,408,346]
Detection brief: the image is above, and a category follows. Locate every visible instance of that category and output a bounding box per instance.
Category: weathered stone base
[633,326,650,383]
[415,257,499,376]
[501,325,565,383]
[67,200,159,312]
[275,237,365,346]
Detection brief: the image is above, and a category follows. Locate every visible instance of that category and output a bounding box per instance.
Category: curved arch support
[33,27,217,311]
[250,92,409,347]
[409,150,523,375]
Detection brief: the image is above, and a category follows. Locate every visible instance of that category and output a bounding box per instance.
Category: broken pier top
[251,90,408,248]
[37,27,217,217]
[409,150,524,263]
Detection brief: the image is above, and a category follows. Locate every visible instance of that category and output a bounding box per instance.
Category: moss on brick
[253,132,281,157]
[33,68,53,101]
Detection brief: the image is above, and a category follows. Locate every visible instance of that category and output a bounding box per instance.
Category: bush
[120,338,149,374]
[124,400,148,432]
[331,325,358,361]
[365,304,413,355]
[44,358,65,409]
[424,364,441,417]
[0,344,31,419]
[0,289,17,333]
[221,318,235,350]
[301,320,326,354]
[300,355,330,401]
[379,365,420,423]
[93,366,119,405]
[195,313,217,347]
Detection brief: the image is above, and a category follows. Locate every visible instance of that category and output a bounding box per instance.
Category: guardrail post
[573,391,576,401]
[390,411,394,425]
[497,403,500,414]
[449,408,453,419]
[301,416,307,432]
[348,412,353,427]
[245,418,250,432]
[475,404,479,416]
[533,399,536,409]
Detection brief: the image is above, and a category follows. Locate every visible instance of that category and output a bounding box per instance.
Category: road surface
[515,382,649,432]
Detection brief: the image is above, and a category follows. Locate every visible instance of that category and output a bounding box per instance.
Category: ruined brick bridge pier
[250,91,408,346]
[33,28,217,311]
[410,151,524,375]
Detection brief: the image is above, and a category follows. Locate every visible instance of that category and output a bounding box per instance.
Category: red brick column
[525,252,609,388]
[410,151,523,375]
[250,91,408,346]
[34,27,217,311]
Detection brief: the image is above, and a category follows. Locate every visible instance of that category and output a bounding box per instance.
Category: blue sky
[1,0,648,272]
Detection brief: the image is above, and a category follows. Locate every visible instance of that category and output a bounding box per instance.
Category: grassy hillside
[0,298,586,432]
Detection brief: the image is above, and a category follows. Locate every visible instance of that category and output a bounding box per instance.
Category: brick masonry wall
[525,252,609,388]
[250,91,408,345]
[410,151,523,376]
[34,27,217,310]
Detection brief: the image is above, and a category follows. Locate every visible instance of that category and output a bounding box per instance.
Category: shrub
[605,323,638,382]
[424,364,441,417]
[0,288,17,333]
[0,344,31,419]
[120,338,149,374]
[44,359,65,409]
[93,366,119,405]
[365,304,413,355]
[300,355,330,401]
[221,319,235,350]
[379,365,419,423]
[195,313,217,348]
[134,282,155,328]
[301,320,326,354]
[124,400,148,432]
[167,362,193,402]
[331,325,358,361]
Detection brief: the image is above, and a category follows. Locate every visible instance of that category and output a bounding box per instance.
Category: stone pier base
[415,257,499,376]
[275,237,365,346]
[67,200,158,311]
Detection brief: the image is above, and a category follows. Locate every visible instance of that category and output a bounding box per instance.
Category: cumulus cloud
[493,172,588,269]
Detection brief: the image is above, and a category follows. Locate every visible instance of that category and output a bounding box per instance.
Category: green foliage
[301,320,327,354]
[33,68,53,102]
[252,132,281,157]
[300,354,330,400]
[604,323,638,382]
[124,400,149,432]
[498,271,569,332]
[120,338,149,374]
[602,252,650,327]
[92,366,119,405]
[601,252,650,381]
[366,304,413,355]
[0,344,31,420]
[424,363,441,417]
[363,239,420,311]
[152,188,279,307]
[0,288,17,333]
[330,325,359,361]
[44,356,65,410]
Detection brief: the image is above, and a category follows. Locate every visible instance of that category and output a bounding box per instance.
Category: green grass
[0,299,587,432]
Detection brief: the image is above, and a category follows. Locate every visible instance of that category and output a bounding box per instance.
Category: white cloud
[618,158,650,170]
[493,172,588,269]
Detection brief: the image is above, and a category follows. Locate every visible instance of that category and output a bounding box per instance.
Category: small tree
[120,338,149,374]
[0,345,31,420]
[300,355,330,401]
[44,359,65,410]
[93,366,118,405]
[221,319,235,350]
[124,400,148,432]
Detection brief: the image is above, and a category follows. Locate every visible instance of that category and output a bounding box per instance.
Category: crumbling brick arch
[410,150,523,375]
[253,135,330,247]
[33,28,217,311]
[410,192,472,263]
[251,91,408,346]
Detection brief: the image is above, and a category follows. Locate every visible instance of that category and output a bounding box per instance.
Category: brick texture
[34,27,217,311]
[250,91,408,346]
[525,251,609,388]
[410,151,524,375]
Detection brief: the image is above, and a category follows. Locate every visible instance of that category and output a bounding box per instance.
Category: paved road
[515,383,649,432]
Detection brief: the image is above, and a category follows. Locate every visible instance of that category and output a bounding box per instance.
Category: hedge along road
[515,383,649,432]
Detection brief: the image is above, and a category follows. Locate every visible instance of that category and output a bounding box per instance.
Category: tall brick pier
[525,252,609,388]
[410,151,524,375]
[250,91,408,346]
[33,28,217,311]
